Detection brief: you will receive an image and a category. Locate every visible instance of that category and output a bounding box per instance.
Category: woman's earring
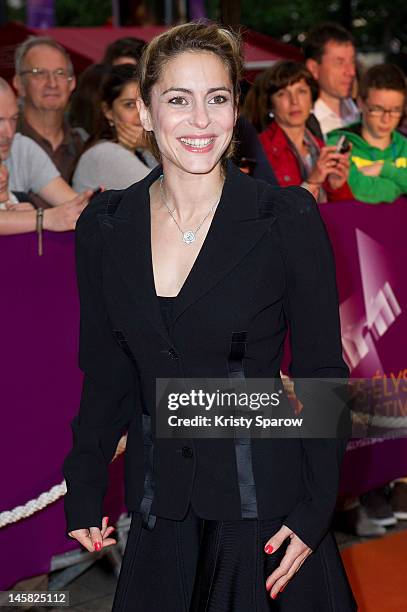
[268,110,274,118]
[108,120,115,127]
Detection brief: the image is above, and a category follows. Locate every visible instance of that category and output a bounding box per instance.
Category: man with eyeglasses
[327,63,407,203]
[13,36,86,196]
[0,77,92,235]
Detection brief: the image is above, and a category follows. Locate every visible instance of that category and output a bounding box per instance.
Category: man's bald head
[0,79,19,160]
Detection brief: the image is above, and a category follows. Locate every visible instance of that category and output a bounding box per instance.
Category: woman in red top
[257,61,353,201]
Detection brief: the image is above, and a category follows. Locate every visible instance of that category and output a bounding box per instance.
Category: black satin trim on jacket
[228,331,248,380]
[113,330,157,530]
[139,413,157,530]
[228,331,258,519]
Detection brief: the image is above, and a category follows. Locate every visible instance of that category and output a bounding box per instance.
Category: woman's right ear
[137,98,153,132]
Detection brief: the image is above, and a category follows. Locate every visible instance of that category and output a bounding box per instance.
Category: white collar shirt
[313,97,360,138]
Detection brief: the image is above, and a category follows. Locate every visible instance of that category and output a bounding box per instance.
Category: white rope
[370,414,407,429]
[1,412,404,530]
[0,436,128,530]
[0,480,67,528]
[353,412,407,431]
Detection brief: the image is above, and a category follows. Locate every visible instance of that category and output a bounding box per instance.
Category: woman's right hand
[115,117,144,151]
[43,191,91,232]
[68,516,116,552]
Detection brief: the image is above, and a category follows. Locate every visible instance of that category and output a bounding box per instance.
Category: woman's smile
[178,135,217,153]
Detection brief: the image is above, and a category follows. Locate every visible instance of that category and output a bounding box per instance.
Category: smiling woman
[63,22,356,612]
[139,50,236,180]
[138,22,241,167]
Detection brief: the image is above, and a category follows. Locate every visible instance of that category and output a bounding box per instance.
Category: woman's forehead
[280,78,309,91]
[155,51,231,88]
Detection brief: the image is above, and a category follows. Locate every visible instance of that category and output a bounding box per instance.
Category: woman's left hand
[264,524,312,600]
[327,154,350,190]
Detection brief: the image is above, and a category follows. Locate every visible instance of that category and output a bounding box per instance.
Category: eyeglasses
[366,105,403,118]
[19,67,73,82]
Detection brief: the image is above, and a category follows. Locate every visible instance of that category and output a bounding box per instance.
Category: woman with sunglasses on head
[63,23,356,611]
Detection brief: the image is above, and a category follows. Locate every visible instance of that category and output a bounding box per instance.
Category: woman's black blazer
[63,161,349,551]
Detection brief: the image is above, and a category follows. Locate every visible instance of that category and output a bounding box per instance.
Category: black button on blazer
[63,161,349,551]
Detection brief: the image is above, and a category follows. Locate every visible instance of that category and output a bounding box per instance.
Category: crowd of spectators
[256,61,352,202]
[1,23,406,237]
[1,22,406,534]
[242,23,406,205]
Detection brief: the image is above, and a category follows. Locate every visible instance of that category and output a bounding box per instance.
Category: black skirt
[112,506,357,612]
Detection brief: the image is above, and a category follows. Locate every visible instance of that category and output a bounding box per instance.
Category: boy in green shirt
[327,63,407,203]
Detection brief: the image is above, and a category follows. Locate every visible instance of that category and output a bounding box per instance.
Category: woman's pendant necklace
[159,175,221,245]
[182,230,197,244]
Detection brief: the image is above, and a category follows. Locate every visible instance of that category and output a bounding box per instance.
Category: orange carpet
[341,530,407,611]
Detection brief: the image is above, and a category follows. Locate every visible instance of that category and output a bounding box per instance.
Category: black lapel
[97,162,277,340]
[172,161,277,323]
[98,166,173,345]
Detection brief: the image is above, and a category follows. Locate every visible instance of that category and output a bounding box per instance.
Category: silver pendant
[183,230,196,244]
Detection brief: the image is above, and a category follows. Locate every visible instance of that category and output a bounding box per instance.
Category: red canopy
[0,22,302,82]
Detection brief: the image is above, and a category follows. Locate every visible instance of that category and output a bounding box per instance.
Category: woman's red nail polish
[94,542,102,552]
[264,544,273,554]
[271,592,278,600]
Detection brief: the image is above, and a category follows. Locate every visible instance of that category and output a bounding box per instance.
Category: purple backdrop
[0,231,124,590]
[319,197,407,496]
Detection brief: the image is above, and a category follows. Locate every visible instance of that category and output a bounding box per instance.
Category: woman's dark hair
[358,63,406,100]
[80,63,142,155]
[69,63,108,135]
[242,62,318,132]
[103,36,146,65]
[241,70,274,133]
[266,61,319,102]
